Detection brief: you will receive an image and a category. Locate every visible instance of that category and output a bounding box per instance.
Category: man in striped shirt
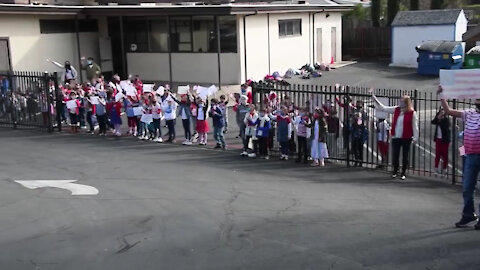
[439,86,480,230]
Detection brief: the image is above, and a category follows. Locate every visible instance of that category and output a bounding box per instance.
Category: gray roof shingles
[391,9,462,27]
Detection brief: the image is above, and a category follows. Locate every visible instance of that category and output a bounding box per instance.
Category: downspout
[267,13,271,75]
[243,12,257,82]
[75,15,83,82]
[311,10,324,65]
[216,16,222,89]
[167,15,173,86]
[119,16,127,78]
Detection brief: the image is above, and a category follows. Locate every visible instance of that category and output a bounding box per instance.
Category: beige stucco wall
[0,14,100,78]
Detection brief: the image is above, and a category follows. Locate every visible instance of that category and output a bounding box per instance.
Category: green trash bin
[464,46,480,69]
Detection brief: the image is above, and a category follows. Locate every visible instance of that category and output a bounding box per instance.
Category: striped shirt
[462,109,480,154]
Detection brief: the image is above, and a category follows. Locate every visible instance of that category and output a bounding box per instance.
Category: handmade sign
[440,69,480,99]
[115,92,124,102]
[66,100,77,109]
[207,85,218,96]
[196,86,209,100]
[125,85,137,97]
[143,84,154,93]
[178,85,189,95]
[90,96,99,105]
[156,85,165,96]
[133,106,143,116]
[119,81,129,90]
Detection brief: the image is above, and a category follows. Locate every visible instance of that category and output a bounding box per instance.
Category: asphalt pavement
[0,128,479,270]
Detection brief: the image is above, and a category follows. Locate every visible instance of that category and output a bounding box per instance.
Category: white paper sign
[208,85,218,96]
[120,81,129,90]
[197,86,209,100]
[440,69,480,99]
[156,86,165,96]
[140,113,153,124]
[90,96,99,105]
[143,84,154,93]
[178,85,189,95]
[115,92,124,102]
[125,85,137,96]
[133,106,143,116]
[375,97,389,119]
[66,100,77,109]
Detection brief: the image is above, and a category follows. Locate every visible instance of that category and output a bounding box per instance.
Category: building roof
[0,2,352,15]
[416,41,463,54]
[391,9,463,27]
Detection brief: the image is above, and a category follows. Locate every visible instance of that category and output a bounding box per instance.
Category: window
[170,17,192,52]
[278,19,302,37]
[219,16,237,53]
[149,19,168,52]
[124,17,149,52]
[192,16,217,53]
[39,19,98,34]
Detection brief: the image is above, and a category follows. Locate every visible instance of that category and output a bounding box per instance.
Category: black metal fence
[252,82,475,184]
[0,71,59,131]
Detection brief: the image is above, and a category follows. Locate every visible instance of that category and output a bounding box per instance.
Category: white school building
[0,1,351,86]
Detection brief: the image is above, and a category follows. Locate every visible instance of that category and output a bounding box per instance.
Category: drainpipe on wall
[243,12,257,83]
[167,15,173,86]
[216,16,222,89]
[311,10,324,65]
[267,13,271,75]
[75,15,83,82]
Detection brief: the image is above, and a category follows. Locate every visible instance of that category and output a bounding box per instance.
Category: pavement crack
[115,237,141,254]
[114,215,153,255]
[218,185,240,248]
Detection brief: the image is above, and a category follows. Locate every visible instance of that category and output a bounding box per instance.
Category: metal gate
[0,71,58,131]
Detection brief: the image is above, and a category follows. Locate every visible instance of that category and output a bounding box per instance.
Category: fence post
[451,99,457,185]
[53,72,62,132]
[412,89,418,172]
[44,72,53,132]
[345,85,351,167]
[8,71,16,129]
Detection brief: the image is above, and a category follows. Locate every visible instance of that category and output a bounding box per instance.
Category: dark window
[192,16,216,53]
[149,18,168,52]
[278,19,302,37]
[170,17,192,52]
[39,19,98,34]
[219,16,237,53]
[124,17,149,52]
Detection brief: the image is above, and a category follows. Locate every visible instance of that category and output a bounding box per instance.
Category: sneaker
[265,155,270,160]
[214,144,222,149]
[240,151,248,156]
[455,215,479,228]
[392,173,397,179]
[186,141,192,145]
[284,156,289,160]
[157,137,163,143]
[400,174,406,180]
[182,140,189,145]
[248,153,256,158]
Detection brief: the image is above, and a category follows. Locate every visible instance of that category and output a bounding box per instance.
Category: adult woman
[373,95,419,180]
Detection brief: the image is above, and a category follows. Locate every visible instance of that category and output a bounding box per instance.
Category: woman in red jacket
[373,95,419,180]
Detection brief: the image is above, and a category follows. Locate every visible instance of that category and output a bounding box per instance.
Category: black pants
[182,118,191,140]
[258,137,268,156]
[166,119,176,141]
[352,138,364,163]
[392,138,413,174]
[96,114,107,135]
[78,107,85,127]
[86,111,94,132]
[268,127,275,150]
[297,136,308,161]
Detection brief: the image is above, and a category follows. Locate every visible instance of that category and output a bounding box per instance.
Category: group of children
[60,75,229,150]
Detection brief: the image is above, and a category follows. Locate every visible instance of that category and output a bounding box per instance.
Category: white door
[316,28,322,64]
[0,38,11,72]
[331,27,337,63]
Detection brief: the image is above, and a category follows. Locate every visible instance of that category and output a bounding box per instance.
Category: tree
[410,0,419,10]
[371,0,381,27]
[387,0,399,25]
[431,0,444,9]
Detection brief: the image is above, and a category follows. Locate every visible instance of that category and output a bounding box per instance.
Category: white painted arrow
[15,180,99,196]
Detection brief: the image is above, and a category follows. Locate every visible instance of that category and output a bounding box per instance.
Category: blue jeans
[213,126,225,146]
[462,154,480,217]
[280,141,289,156]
